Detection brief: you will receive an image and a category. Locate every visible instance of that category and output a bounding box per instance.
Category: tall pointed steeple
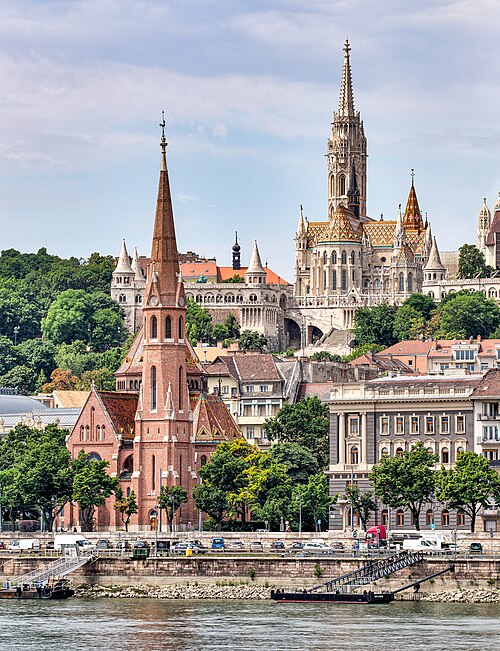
[393,204,406,251]
[114,239,133,274]
[232,232,241,271]
[339,39,355,117]
[403,171,424,230]
[296,204,307,238]
[328,40,367,216]
[477,198,491,252]
[144,112,185,308]
[245,240,267,285]
[424,237,446,273]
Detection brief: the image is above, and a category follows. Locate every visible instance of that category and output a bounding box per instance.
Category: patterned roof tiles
[192,394,241,442]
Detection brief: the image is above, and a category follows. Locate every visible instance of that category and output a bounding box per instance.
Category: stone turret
[245,240,267,286]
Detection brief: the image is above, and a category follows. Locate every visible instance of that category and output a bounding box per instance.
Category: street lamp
[13,325,20,345]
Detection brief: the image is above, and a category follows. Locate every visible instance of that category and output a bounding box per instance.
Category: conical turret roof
[403,180,424,230]
[246,240,265,274]
[114,239,133,274]
[131,247,145,281]
[424,237,446,271]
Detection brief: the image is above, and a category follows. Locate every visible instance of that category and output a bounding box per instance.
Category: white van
[8,538,41,552]
[402,538,441,553]
[54,534,94,554]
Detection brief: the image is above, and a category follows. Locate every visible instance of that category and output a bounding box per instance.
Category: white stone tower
[327,40,367,217]
[477,198,491,254]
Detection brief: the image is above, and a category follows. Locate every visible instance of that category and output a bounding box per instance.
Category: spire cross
[344,39,350,56]
[159,110,167,170]
[410,168,415,185]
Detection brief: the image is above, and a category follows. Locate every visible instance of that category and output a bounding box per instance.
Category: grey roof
[0,408,81,429]
[0,395,49,415]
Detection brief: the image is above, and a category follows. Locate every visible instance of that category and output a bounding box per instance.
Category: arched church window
[331,251,337,264]
[338,174,346,196]
[323,251,328,265]
[399,273,405,292]
[151,366,157,410]
[249,294,257,303]
[151,316,158,339]
[341,250,347,264]
[341,270,347,290]
[178,366,184,410]
[408,273,413,292]
[178,316,183,338]
[165,316,172,338]
[350,251,355,265]
[332,270,337,290]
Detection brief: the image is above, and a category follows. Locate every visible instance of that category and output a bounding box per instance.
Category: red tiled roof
[97,391,137,439]
[471,369,500,398]
[217,266,289,285]
[181,261,218,280]
[192,394,241,442]
[231,353,282,382]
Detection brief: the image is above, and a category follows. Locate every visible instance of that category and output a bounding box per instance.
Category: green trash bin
[132,547,150,560]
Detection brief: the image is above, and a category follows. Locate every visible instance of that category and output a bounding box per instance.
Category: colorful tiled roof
[97,391,137,439]
[403,182,424,230]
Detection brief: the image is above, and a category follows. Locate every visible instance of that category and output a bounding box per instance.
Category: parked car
[249,541,264,552]
[287,541,304,553]
[469,542,483,555]
[211,537,225,550]
[227,540,245,551]
[45,541,55,551]
[255,528,270,533]
[172,542,208,555]
[302,542,332,555]
[270,540,285,550]
[96,539,113,550]
[330,541,345,550]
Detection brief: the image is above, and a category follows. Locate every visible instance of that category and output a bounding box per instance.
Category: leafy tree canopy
[353,304,398,347]
[437,291,500,339]
[457,244,493,279]
[239,330,268,353]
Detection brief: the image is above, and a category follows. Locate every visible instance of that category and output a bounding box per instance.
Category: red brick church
[67,123,240,531]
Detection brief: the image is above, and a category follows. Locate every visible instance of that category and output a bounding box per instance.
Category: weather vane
[410,168,415,184]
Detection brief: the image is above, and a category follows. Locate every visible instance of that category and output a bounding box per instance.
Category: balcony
[477,413,499,421]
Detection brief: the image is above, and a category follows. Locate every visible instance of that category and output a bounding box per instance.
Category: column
[339,414,345,465]
[361,412,367,465]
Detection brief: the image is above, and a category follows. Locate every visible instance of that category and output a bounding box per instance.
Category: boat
[271,589,394,604]
[0,579,75,600]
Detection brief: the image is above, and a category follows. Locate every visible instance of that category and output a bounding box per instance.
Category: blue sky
[0,0,499,280]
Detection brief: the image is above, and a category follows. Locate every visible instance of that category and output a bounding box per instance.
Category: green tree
[345,486,377,531]
[15,339,57,378]
[369,443,437,530]
[71,450,118,531]
[393,294,437,341]
[265,397,330,469]
[437,291,500,339]
[353,304,398,347]
[224,313,240,340]
[436,452,500,533]
[0,288,41,342]
[311,351,342,361]
[159,485,189,532]
[0,335,18,375]
[239,330,267,353]
[113,487,138,532]
[457,244,493,279]
[78,368,116,391]
[221,274,245,283]
[294,474,336,532]
[268,442,319,485]
[193,484,228,530]
[0,365,37,393]
[186,299,214,345]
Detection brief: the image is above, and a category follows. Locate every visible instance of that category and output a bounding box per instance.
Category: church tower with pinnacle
[133,113,195,526]
[327,39,367,216]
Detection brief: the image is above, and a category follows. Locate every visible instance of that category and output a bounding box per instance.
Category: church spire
[114,239,133,274]
[232,231,241,271]
[144,113,184,307]
[403,171,424,230]
[131,247,145,281]
[339,39,355,117]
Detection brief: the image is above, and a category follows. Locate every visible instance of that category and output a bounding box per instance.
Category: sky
[0,0,499,281]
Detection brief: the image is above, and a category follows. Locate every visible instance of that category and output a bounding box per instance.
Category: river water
[1,599,499,650]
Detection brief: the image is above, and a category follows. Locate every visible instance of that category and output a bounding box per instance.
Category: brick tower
[132,115,195,527]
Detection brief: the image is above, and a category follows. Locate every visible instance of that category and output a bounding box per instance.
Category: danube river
[1,599,499,650]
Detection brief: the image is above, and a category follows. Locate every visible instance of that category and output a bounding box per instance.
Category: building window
[151,366,157,410]
[380,447,389,459]
[151,315,158,339]
[338,174,346,196]
[396,510,405,526]
[410,416,419,434]
[425,416,434,434]
[380,417,389,434]
[178,316,183,338]
[395,447,404,456]
[341,250,347,264]
[152,454,156,492]
[222,385,229,395]
[395,416,404,434]
[350,251,355,265]
[200,455,207,467]
[331,251,337,264]
[341,270,347,290]
[259,385,269,393]
[456,445,465,459]
[457,510,465,526]
[332,270,337,290]
[408,273,413,292]
[426,509,434,526]
[349,418,359,435]
[381,509,388,526]
[350,446,359,464]
[246,427,254,439]
[178,366,184,410]
[246,385,254,393]
[456,415,465,433]
[399,273,405,292]
[165,316,172,338]
[441,416,449,434]
[455,349,475,361]
[442,510,450,526]
[441,447,449,464]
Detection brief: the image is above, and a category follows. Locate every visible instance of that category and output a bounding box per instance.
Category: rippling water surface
[1,599,500,650]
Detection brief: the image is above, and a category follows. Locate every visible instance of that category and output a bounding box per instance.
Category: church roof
[114,240,133,274]
[403,181,424,230]
[396,244,415,264]
[423,236,445,271]
[192,394,241,442]
[308,205,362,245]
[363,220,427,253]
[96,391,137,440]
[246,240,266,274]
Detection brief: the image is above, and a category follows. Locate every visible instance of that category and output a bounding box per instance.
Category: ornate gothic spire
[296,204,307,237]
[144,113,184,307]
[403,172,424,230]
[393,204,406,251]
[338,39,355,117]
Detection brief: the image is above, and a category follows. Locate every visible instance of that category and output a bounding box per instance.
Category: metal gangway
[309,551,424,593]
[15,554,95,586]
